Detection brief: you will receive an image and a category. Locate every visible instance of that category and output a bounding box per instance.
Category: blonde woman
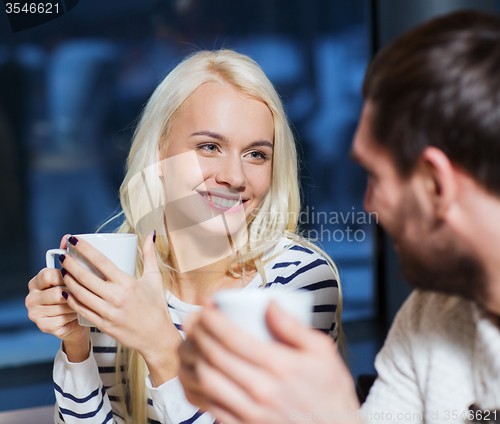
[26,50,340,424]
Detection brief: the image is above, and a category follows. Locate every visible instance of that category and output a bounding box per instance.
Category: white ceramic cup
[213,288,314,342]
[46,233,138,326]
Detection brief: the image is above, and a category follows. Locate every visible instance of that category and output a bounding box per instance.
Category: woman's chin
[197,221,246,238]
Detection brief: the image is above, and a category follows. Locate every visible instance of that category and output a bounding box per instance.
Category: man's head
[352,10,500,308]
[364,10,500,190]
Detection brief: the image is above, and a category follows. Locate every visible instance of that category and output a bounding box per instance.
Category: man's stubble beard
[390,191,488,305]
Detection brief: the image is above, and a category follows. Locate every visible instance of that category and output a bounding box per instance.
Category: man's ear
[419,146,458,218]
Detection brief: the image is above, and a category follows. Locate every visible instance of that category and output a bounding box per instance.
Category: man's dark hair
[363,10,500,195]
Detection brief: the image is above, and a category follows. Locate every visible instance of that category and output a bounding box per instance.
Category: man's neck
[459,184,500,316]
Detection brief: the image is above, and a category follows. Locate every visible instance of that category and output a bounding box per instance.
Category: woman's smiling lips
[197,190,246,214]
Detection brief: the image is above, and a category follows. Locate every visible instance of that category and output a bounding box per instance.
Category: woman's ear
[157,159,164,178]
[158,142,166,178]
[420,146,458,219]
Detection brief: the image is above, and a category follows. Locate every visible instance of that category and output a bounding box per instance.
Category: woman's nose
[214,156,247,189]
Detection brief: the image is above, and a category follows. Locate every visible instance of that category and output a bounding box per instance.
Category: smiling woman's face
[159,82,274,236]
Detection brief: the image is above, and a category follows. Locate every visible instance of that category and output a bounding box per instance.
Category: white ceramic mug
[213,288,314,342]
[46,233,138,326]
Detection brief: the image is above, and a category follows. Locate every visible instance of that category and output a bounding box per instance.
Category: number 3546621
[5,3,59,13]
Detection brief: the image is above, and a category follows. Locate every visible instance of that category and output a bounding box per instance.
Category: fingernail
[59,254,66,263]
[62,291,68,300]
[68,236,78,246]
[153,230,156,243]
[61,268,67,277]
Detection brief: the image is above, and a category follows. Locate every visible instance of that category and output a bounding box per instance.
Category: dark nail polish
[62,291,68,300]
[68,236,78,246]
[61,268,67,277]
[153,230,156,243]
[59,254,66,263]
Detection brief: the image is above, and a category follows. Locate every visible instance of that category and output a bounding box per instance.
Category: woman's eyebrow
[247,141,274,150]
[191,131,273,150]
[191,131,228,142]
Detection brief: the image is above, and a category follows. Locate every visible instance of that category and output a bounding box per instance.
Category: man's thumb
[266,301,318,349]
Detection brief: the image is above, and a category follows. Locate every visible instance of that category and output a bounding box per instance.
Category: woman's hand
[179,301,362,424]
[26,234,90,363]
[60,233,183,386]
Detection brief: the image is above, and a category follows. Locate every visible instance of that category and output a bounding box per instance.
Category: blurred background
[0,0,499,413]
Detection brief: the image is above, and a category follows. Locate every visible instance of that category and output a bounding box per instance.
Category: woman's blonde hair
[111,49,342,424]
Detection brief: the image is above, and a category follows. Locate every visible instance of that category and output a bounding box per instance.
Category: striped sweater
[53,237,339,423]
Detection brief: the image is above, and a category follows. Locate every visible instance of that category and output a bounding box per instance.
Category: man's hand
[179,301,362,423]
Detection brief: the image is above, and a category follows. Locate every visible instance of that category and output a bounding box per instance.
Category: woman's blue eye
[197,143,219,152]
[249,151,268,160]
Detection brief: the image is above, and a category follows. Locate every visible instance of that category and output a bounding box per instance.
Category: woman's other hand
[26,234,90,363]
[60,233,183,386]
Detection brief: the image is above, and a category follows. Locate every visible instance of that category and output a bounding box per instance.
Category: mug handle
[46,249,67,268]
[45,247,85,323]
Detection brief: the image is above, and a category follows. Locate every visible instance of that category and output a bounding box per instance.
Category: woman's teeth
[202,194,241,208]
